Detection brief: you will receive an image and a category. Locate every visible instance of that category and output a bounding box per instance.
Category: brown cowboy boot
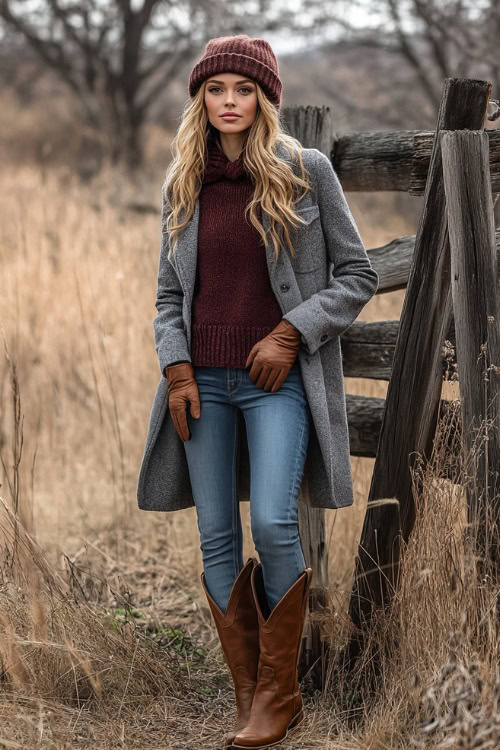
[200,557,260,748]
[232,562,313,749]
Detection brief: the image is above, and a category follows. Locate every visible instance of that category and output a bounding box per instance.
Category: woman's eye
[208,86,253,94]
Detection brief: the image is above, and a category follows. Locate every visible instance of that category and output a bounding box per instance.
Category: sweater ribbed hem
[191,323,277,368]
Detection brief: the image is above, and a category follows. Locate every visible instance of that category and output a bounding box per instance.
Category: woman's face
[204,72,258,134]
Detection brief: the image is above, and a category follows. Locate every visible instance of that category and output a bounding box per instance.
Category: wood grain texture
[282,105,333,690]
[346,395,460,470]
[369,230,500,293]
[341,321,400,380]
[329,128,500,193]
[441,129,500,562]
[347,78,493,665]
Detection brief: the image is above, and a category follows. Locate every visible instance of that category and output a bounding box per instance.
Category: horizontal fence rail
[330,127,500,193]
[368,229,500,292]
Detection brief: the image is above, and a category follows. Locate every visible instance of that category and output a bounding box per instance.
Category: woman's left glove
[245,319,302,392]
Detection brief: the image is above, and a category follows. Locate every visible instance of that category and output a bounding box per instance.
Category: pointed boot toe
[232,564,312,750]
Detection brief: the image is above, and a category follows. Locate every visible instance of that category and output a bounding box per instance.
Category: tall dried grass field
[0,163,497,748]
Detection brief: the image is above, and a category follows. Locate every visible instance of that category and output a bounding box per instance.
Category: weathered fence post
[281,104,334,688]
[441,129,500,569]
[346,78,493,670]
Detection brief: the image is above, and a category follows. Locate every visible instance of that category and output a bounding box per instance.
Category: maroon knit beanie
[188,34,282,109]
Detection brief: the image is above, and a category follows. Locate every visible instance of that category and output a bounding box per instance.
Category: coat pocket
[290,204,322,272]
[295,204,320,224]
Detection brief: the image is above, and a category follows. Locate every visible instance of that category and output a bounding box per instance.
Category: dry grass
[0,160,498,748]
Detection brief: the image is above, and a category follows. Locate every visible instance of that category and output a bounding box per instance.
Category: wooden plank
[346,395,460,470]
[441,129,500,567]
[346,395,386,456]
[341,319,457,381]
[341,321,399,380]
[334,130,421,191]
[341,317,460,381]
[369,230,500,293]
[368,236,420,293]
[330,128,500,193]
[413,128,500,195]
[282,105,333,690]
[298,496,329,686]
[347,78,492,665]
[281,104,334,155]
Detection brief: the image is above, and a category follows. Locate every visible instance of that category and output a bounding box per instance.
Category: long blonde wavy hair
[164,79,314,263]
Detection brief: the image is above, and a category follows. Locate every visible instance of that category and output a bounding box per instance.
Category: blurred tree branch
[0,0,298,170]
[302,0,500,224]
[303,0,500,118]
[2,0,499,177]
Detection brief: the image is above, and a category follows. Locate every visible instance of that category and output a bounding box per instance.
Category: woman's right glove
[164,362,201,442]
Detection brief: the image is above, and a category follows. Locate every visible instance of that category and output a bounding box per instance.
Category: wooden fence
[283,77,500,688]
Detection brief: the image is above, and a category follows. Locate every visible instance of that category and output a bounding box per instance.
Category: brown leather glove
[245,319,302,392]
[165,362,201,441]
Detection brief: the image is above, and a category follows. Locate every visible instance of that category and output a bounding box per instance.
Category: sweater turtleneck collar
[202,133,251,184]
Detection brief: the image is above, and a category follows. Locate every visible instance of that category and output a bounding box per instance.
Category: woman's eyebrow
[206,79,254,85]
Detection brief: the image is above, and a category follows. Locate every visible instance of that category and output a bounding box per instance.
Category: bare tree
[0,0,297,170]
[301,0,500,125]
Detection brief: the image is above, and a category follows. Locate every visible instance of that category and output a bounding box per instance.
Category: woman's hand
[245,319,302,392]
[165,362,201,441]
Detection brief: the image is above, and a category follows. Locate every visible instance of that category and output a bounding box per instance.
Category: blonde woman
[137,34,379,750]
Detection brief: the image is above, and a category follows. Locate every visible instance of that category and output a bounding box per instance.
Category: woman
[138,34,379,749]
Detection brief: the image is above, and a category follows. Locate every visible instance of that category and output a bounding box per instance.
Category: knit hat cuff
[189,51,282,108]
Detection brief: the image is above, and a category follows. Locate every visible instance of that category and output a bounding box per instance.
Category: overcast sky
[265,1,385,54]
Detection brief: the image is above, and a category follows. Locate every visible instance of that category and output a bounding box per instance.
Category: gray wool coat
[137,144,379,513]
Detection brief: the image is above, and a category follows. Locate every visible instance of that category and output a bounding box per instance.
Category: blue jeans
[183,359,311,615]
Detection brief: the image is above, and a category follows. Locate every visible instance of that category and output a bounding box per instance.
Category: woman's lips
[221,114,241,120]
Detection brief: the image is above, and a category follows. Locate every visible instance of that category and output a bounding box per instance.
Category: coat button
[280,283,290,292]
[320,333,328,342]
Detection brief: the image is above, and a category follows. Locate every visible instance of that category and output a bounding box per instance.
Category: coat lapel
[172,198,200,309]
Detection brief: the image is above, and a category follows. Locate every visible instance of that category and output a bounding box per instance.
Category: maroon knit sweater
[189,135,283,368]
